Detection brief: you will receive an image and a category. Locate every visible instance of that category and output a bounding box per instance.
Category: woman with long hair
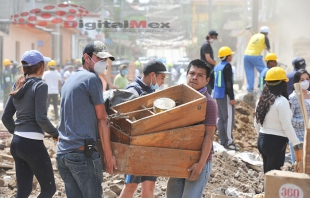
[288,69,310,163]
[254,67,301,174]
[1,50,59,198]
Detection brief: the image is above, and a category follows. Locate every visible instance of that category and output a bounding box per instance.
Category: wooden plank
[130,99,206,136]
[130,124,205,151]
[109,84,206,135]
[294,83,310,173]
[110,125,130,144]
[111,142,201,178]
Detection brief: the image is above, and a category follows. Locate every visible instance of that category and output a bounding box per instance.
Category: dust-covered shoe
[225,142,240,151]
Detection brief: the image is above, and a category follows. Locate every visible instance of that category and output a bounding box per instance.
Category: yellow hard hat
[2,59,11,66]
[47,60,56,67]
[265,53,278,62]
[218,46,235,58]
[265,67,289,82]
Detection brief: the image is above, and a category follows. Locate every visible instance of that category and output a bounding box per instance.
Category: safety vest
[244,33,266,56]
[259,67,269,91]
[213,61,228,99]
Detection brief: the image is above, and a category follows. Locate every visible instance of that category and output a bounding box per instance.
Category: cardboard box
[109,84,206,136]
[265,170,310,198]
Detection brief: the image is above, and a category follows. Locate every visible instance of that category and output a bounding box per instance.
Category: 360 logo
[11,3,89,28]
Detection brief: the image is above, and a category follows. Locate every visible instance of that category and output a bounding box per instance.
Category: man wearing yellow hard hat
[1,59,13,108]
[259,53,278,92]
[210,46,238,150]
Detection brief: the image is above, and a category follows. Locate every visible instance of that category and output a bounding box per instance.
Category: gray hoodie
[1,77,58,138]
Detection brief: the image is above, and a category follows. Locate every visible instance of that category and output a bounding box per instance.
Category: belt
[77,145,97,151]
[77,145,85,151]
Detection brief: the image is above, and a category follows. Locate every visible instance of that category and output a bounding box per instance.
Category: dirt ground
[0,100,276,197]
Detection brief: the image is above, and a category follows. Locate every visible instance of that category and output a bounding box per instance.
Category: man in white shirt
[171,65,179,83]
[63,66,75,82]
[42,60,61,121]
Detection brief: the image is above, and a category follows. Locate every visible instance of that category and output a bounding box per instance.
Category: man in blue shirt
[56,41,117,198]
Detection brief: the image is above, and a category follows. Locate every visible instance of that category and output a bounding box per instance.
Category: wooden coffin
[110,124,205,151]
[109,84,206,136]
[106,142,201,178]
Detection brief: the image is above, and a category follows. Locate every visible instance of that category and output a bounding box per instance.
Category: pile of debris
[214,100,258,153]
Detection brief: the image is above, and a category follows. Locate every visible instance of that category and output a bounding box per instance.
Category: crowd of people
[0,25,308,197]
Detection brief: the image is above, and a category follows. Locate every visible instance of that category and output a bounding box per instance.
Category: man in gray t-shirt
[56,41,117,198]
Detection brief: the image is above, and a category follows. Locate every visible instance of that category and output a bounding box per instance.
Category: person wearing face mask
[209,46,238,151]
[288,69,310,164]
[254,67,302,174]
[200,30,218,94]
[113,64,128,89]
[244,26,271,94]
[120,60,169,198]
[56,41,117,198]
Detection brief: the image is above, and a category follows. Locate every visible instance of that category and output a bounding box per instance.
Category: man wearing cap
[56,40,117,198]
[42,60,61,121]
[200,30,219,94]
[287,57,307,95]
[1,59,13,108]
[120,60,169,198]
[244,26,271,93]
[113,64,129,89]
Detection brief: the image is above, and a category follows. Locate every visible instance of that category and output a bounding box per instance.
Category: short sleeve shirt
[42,70,61,94]
[57,69,104,154]
[199,87,218,161]
[200,42,214,64]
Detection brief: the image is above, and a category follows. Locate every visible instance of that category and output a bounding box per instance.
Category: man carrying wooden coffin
[119,60,169,197]
[166,59,218,197]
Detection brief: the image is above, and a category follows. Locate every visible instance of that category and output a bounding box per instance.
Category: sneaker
[225,142,240,151]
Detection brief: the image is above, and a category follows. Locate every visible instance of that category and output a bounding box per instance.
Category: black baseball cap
[83,41,115,61]
[209,30,218,37]
[143,60,170,75]
[292,57,307,69]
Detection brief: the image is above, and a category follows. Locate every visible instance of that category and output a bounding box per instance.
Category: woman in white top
[254,67,301,174]
[288,69,310,163]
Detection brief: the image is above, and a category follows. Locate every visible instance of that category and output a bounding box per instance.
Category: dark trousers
[257,133,288,173]
[47,94,59,120]
[10,135,56,198]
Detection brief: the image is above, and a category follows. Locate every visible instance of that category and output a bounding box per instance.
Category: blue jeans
[56,151,103,198]
[244,55,266,92]
[166,161,212,198]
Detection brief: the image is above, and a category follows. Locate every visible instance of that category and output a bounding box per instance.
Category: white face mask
[89,56,107,74]
[300,80,309,90]
[209,39,214,44]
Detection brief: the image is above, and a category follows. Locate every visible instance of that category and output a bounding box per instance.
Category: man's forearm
[98,119,113,158]
[198,127,214,165]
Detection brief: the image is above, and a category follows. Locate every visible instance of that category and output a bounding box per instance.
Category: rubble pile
[214,100,258,153]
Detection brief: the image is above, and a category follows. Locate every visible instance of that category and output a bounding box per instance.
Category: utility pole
[252,0,259,33]
[208,0,212,30]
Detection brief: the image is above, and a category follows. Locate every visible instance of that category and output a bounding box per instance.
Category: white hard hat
[260,26,270,34]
